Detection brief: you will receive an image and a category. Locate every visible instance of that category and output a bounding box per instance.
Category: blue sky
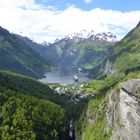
[36,0,140,12]
[0,0,140,43]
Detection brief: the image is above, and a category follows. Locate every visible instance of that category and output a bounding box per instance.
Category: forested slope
[0,26,52,78]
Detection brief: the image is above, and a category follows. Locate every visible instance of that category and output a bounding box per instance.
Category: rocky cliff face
[104,59,116,75]
[106,79,140,140]
[76,79,140,140]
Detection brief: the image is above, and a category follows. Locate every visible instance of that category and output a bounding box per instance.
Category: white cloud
[83,0,93,4]
[0,0,37,9]
[0,0,140,43]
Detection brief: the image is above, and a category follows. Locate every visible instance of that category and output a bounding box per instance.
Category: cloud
[0,0,37,9]
[83,0,93,4]
[0,0,140,43]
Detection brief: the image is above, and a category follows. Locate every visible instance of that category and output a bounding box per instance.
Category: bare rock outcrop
[106,79,140,140]
[104,59,116,75]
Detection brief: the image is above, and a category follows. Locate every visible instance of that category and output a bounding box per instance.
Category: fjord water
[39,71,89,84]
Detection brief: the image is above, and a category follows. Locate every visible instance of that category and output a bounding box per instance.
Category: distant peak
[66,29,92,39]
[65,30,117,42]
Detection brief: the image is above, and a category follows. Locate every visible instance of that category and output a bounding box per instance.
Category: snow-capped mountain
[16,28,118,73]
[66,29,95,39]
[92,32,117,42]
[65,30,117,42]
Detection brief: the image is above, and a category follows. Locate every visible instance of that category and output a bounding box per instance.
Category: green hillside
[71,40,114,70]
[0,70,89,139]
[0,70,70,139]
[0,27,52,78]
[90,21,140,79]
[75,21,140,140]
[0,70,87,118]
[112,21,140,74]
[76,70,140,140]
[0,87,66,140]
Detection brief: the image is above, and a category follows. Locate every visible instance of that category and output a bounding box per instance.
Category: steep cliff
[107,79,140,140]
[76,79,140,140]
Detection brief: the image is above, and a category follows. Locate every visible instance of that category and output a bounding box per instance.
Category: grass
[80,94,112,140]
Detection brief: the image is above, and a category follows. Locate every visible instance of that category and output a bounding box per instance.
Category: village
[49,79,95,103]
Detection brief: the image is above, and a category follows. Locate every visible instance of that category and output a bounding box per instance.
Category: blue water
[39,71,89,84]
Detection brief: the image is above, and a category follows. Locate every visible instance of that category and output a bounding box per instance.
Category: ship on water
[73,74,78,82]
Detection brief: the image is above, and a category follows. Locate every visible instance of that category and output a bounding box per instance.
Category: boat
[73,74,78,82]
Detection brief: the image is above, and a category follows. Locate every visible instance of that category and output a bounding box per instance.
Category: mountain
[17,30,117,72]
[66,30,117,42]
[0,26,52,78]
[74,22,140,140]
[25,31,116,72]
[0,22,140,140]
[16,35,47,55]
[76,73,140,140]
[90,21,140,79]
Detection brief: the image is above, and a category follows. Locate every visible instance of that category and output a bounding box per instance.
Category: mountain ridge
[65,30,117,43]
[0,26,52,78]
[18,30,117,72]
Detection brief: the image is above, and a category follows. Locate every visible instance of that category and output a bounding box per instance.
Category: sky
[0,0,140,43]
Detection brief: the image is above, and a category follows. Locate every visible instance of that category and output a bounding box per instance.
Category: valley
[0,18,140,140]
